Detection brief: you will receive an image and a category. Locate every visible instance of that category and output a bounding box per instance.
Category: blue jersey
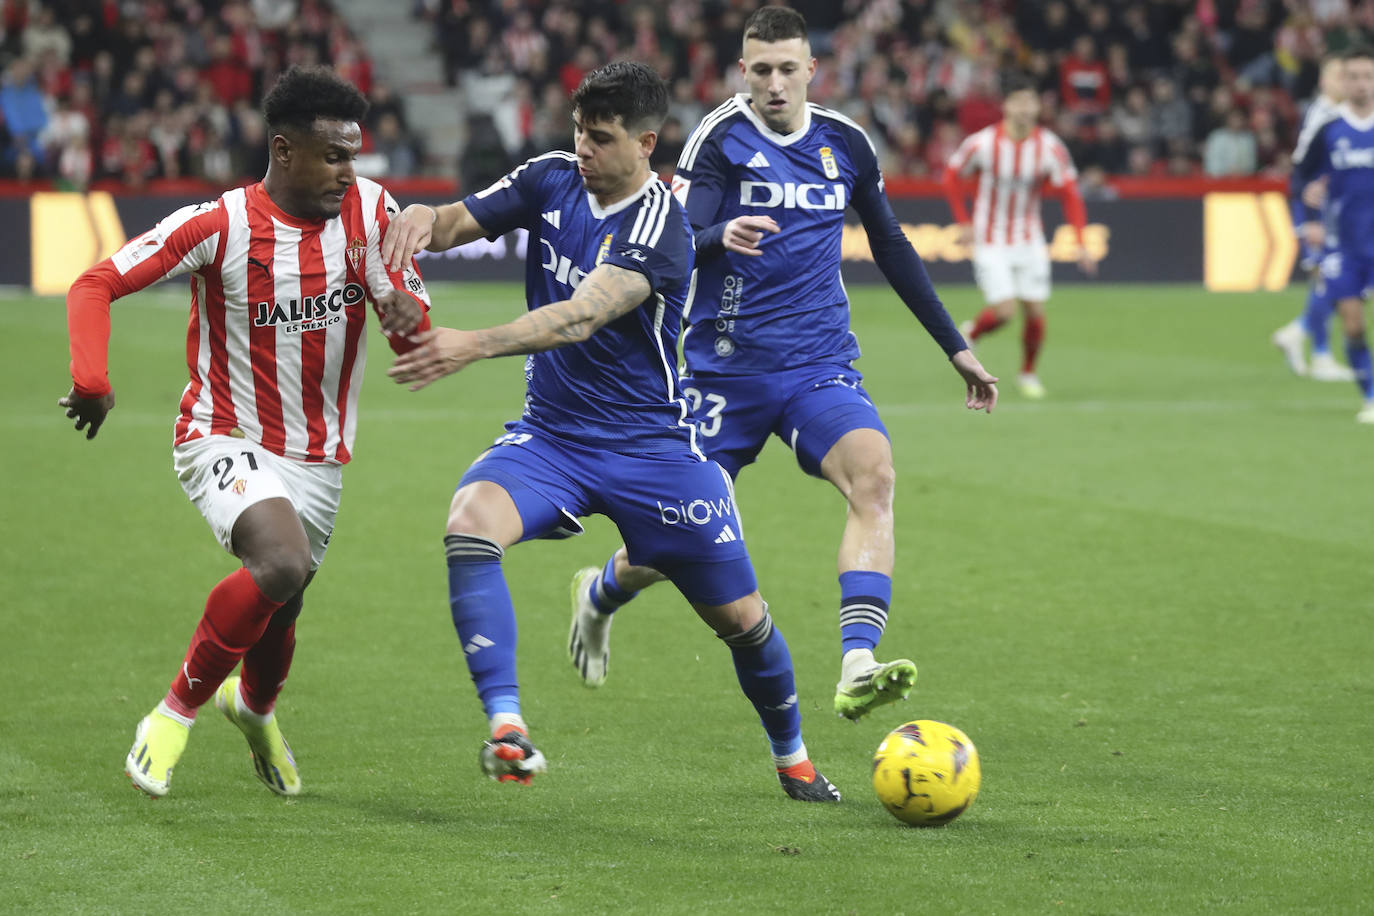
[1291,94,1342,252]
[1294,105,1374,257]
[673,95,963,376]
[464,152,699,452]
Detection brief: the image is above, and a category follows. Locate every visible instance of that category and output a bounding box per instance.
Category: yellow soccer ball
[872,719,980,826]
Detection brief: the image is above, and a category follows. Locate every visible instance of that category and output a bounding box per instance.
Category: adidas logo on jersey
[714,525,738,544]
[746,151,770,168]
[542,210,561,229]
[464,634,495,655]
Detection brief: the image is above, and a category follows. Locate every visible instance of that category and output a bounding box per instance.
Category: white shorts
[173,435,342,570]
[972,244,1051,304]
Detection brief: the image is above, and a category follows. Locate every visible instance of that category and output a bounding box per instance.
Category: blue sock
[444,534,520,718]
[838,570,892,655]
[1347,337,1374,399]
[590,555,638,615]
[1302,288,1335,355]
[722,612,803,759]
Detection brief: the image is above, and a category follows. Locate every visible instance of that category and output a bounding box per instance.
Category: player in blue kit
[382,62,840,800]
[1293,45,1374,423]
[565,7,999,721]
[1272,54,1355,383]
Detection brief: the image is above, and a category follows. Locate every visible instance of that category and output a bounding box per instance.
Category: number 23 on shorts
[682,387,727,437]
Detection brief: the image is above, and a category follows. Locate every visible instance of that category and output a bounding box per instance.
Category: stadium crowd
[423,0,1367,193]
[0,0,417,187]
[1,0,1367,188]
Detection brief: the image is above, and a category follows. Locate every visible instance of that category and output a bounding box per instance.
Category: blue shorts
[459,422,757,606]
[1325,249,1374,302]
[680,363,888,479]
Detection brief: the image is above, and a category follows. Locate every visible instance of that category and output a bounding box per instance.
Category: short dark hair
[263,65,369,136]
[1002,72,1038,97]
[570,61,669,133]
[1343,44,1374,63]
[743,6,808,45]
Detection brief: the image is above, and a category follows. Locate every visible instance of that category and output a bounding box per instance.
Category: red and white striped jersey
[946,124,1078,247]
[72,178,430,465]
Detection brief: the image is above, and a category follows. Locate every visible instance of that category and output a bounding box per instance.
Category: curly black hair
[262,65,369,135]
[570,61,669,134]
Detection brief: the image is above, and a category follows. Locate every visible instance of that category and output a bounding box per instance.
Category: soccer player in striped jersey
[1272,54,1356,382]
[1292,45,1374,423]
[557,7,998,724]
[943,73,1096,399]
[59,67,431,798]
[383,62,841,800]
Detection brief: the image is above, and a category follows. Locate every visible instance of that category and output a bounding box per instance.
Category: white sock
[841,648,876,683]
[234,684,274,726]
[773,743,809,769]
[490,712,527,736]
[155,700,195,729]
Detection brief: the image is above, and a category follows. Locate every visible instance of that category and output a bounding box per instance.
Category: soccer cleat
[1017,373,1046,399]
[958,319,975,347]
[777,761,842,802]
[125,709,190,798]
[834,658,918,721]
[1357,402,1374,424]
[568,566,611,687]
[479,727,548,784]
[1309,353,1356,382]
[1272,322,1308,376]
[214,677,300,796]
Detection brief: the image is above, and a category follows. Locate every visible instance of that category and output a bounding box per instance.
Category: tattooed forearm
[473,264,651,358]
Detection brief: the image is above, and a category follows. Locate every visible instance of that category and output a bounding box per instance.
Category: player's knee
[849,459,896,514]
[445,484,517,543]
[245,551,311,604]
[271,592,305,627]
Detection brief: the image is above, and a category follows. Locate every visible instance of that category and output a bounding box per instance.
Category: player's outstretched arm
[382,201,491,272]
[951,350,999,414]
[388,264,651,390]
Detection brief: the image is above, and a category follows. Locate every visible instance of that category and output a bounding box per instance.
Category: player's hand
[58,387,115,440]
[1301,221,1325,251]
[382,203,437,273]
[1302,177,1328,210]
[1077,246,1098,277]
[955,223,974,247]
[387,327,481,390]
[950,350,998,414]
[722,215,780,256]
[373,288,423,334]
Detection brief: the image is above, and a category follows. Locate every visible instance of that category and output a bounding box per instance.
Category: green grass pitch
[1,282,1370,913]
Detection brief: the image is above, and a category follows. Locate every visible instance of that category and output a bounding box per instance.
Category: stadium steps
[333,1,466,177]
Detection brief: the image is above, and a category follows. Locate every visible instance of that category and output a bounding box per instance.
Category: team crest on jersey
[819,146,839,179]
[232,478,247,496]
[346,237,366,272]
[595,233,614,265]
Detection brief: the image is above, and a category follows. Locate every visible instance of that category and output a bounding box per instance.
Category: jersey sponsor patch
[671,175,691,205]
[111,232,167,275]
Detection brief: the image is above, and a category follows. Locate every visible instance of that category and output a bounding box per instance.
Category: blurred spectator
[373,111,419,176]
[1060,35,1110,117]
[1,58,47,172]
[1148,77,1193,154]
[1204,109,1259,176]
